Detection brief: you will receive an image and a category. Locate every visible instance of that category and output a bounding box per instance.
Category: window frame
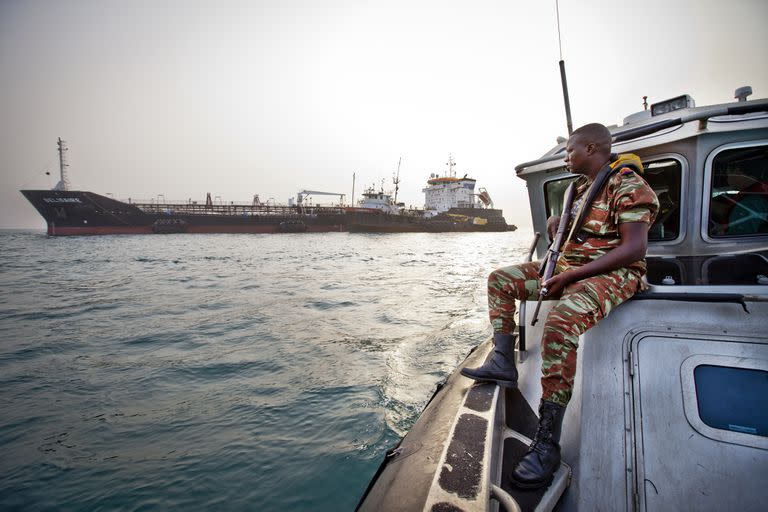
[702,139,768,242]
[638,154,687,245]
[540,154,687,245]
[680,354,768,450]
[542,170,576,220]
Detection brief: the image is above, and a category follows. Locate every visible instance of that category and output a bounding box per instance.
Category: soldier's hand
[546,215,560,241]
[542,271,573,297]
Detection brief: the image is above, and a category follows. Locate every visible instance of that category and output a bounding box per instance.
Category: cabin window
[694,364,768,438]
[708,145,768,237]
[644,159,682,241]
[543,158,682,242]
[544,174,577,218]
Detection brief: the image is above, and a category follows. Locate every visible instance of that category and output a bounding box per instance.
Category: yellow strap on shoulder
[610,153,644,175]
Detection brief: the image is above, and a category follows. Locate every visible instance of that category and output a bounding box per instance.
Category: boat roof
[515,96,768,176]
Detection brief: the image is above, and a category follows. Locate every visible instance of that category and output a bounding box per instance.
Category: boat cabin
[357,187,402,215]
[510,89,768,511]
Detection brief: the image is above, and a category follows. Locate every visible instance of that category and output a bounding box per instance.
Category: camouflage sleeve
[611,170,660,225]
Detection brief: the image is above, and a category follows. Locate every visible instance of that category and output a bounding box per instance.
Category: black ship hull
[347,207,514,233]
[20,190,348,235]
[20,190,514,235]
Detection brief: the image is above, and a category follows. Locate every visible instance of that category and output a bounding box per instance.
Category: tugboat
[351,183,403,215]
[357,87,768,511]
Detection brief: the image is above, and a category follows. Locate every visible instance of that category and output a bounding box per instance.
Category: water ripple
[0,229,531,511]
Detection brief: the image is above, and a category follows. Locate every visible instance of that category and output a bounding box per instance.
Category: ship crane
[296,190,346,206]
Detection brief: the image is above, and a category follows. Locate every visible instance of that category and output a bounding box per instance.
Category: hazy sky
[2,0,767,229]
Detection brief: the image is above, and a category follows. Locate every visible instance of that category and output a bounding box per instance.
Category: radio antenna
[556,0,573,135]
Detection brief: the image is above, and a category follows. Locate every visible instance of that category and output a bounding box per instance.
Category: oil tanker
[21,143,514,236]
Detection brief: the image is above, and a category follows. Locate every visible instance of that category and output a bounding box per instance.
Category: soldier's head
[565,123,612,177]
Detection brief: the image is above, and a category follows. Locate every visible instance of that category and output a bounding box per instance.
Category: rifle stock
[531,182,577,326]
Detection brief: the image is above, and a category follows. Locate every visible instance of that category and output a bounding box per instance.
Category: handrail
[491,484,522,512]
[518,232,541,353]
[630,291,768,313]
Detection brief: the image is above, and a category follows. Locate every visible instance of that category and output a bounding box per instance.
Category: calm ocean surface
[0,229,532,511]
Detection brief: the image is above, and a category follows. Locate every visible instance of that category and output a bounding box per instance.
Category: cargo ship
[21,146,515,235]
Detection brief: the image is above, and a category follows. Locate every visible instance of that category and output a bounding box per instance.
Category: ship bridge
[423,156,482,212]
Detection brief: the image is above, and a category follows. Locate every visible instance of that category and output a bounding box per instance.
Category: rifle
[531,181,577,326]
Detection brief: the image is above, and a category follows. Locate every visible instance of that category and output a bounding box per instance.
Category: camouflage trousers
[488,261,643,406]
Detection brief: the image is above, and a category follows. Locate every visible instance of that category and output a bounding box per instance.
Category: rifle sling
[565,161,621,243]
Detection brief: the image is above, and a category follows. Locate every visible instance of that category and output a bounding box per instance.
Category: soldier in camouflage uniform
[461,123,659,489]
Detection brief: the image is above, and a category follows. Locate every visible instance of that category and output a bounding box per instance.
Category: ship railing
[132,202,348,216]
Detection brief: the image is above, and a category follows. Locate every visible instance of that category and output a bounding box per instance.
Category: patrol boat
[357,87,768,511]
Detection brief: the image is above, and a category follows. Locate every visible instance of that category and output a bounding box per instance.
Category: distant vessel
[20,150,514,235]
[347,156,514,233]
[21,185,349,236]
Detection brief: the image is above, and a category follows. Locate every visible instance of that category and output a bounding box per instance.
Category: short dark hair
[571,123,612,156]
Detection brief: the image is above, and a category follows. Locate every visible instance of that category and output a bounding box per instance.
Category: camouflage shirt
[559,167,659,274]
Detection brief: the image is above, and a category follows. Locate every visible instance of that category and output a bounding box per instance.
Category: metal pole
[57,137,69,190]
[517,232,541,355]
[393,158,401,204]
[559,60,573,136]
[555,1,573,136]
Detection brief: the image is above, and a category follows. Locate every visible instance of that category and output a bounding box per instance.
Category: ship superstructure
[423,155,482,214]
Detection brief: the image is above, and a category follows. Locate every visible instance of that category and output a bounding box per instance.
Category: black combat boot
[510,400,566,489]
[460,333,518,388]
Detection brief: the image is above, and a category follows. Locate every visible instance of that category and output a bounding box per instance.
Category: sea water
[0,229,532,511]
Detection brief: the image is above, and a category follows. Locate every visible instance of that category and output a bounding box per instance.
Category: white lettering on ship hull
[43,197,82,204]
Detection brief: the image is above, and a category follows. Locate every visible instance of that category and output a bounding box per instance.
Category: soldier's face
[565,135,592,174]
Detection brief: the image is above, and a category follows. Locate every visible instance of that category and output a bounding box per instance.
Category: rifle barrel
[530,295,544,326]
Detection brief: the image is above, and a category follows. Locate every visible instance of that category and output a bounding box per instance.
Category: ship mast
[446,154,456,177]
[393,157,401,204]
[55,137,70,191]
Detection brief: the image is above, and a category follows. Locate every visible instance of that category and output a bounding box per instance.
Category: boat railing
[490,484,522,512]
[131,202,348,216]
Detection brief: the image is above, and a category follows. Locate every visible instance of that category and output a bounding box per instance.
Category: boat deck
[357,338,570,512]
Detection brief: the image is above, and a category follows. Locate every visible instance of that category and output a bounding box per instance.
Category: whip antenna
[556,0,573,135]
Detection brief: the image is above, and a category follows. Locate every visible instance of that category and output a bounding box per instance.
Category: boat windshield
[708,144,768,238]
